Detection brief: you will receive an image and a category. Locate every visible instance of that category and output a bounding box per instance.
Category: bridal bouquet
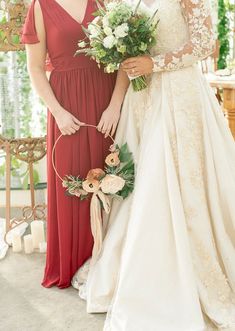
[76,0,159,91]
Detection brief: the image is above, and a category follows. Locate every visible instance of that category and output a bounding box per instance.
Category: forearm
[109,69,130,111]
[28,66,63,117]
[151,38,215,73]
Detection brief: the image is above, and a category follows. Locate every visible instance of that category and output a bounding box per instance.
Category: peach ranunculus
[100,174,125,194]
[82,179,100,193]
[86,168,105,180]
[105,152,120,167]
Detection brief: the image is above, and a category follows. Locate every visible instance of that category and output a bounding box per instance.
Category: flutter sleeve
[21,0,40,44]
[152,0,215,72]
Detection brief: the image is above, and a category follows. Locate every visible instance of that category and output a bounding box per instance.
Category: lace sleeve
[152,0,215,72]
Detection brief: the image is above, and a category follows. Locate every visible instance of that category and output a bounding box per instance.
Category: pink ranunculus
[105,152,120,167]
[82,179,100,193]
[100,174,125,194]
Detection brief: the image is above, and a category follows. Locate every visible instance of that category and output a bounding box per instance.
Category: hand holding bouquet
[76,0,159,91]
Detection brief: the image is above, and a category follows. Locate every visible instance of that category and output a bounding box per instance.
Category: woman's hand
[97,105,121,138]
[54,108,84,135]
[122,55,154,77]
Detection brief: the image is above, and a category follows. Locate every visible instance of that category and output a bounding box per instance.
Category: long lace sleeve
[152,0,215,72]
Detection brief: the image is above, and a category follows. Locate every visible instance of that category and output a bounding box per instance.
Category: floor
[0,249,105,331]
[1,244,234,331]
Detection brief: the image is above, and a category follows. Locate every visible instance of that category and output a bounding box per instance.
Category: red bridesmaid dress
[22,0,116,288]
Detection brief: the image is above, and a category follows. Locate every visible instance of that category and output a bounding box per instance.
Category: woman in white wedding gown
[72,0,235,330]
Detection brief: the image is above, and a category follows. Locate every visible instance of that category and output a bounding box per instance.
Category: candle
[24,234,34,254]
[31,221,45,249]
[39,241,47,253]
[12,234,22,253]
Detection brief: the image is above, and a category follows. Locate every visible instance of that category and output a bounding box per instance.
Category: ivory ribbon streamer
[90,190,111,261]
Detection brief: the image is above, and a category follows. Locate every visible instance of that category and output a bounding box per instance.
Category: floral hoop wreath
[52,124,135,260]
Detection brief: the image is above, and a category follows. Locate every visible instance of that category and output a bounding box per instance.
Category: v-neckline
[53,0,90,25]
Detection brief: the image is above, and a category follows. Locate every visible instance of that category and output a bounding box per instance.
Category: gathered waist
[49,55,100,73]
[52,65,100,73]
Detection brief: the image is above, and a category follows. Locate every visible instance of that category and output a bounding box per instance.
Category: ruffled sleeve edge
[21,0,40,45]
[21,34,40,45]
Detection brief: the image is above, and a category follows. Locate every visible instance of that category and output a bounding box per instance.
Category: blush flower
[105,152,120,167]
[82,179,100,193]
[100,175,125,194]
[86,168,105,180]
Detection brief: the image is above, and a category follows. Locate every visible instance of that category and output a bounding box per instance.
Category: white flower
[78,41,86,48]
[102,15,109,27]
[104,26,113,36]
[100,175,125,194]
[114,23,129,38]
[103,35,117,49]
[88,24,100,38]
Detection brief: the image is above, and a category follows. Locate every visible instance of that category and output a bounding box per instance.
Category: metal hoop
[52,124,115,181]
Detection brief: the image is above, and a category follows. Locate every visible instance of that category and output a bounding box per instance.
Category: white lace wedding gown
[72,0,235,330]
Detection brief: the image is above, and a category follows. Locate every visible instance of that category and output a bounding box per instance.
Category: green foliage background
[217,0,234,69]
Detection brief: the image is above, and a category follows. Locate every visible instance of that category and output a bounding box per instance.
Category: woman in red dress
[21,0,129,288]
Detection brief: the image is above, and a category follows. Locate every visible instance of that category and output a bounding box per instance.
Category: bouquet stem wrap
[128,75,148,92]
[90,190,111,261]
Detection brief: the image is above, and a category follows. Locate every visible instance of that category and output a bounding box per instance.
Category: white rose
[104,26,113,36]
[103,35,117,49]
[100,175,125,194]
[114,23,129,38]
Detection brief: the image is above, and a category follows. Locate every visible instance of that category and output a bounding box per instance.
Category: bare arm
[25,1,83,135]
[97,68,130,138]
